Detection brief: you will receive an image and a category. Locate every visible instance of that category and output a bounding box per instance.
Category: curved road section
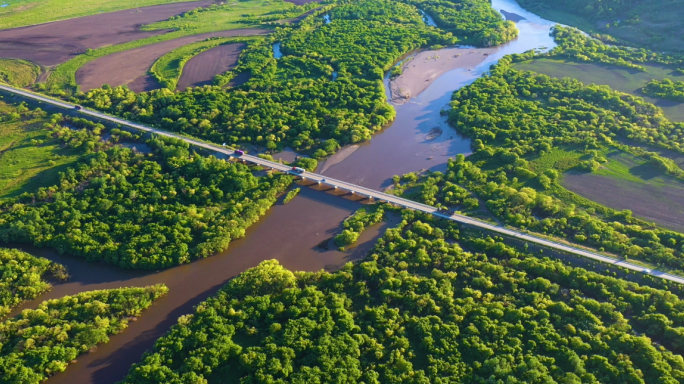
[1,83,683,285]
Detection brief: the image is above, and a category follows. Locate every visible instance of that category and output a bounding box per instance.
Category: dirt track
[76,29,269,93]
[0,1,214,67]
[176,43,246,90]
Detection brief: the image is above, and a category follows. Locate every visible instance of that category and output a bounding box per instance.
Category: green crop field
[0,101,80,201]
[514,58,684,122]
[0,58,41,88]
[0,0,206,30]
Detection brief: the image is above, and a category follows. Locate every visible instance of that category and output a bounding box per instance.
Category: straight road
[2,83,683,285]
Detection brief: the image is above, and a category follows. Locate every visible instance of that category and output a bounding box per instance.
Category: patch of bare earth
[76,29,269,92]
[0,1,215,66]
[390,46,498,104]
[176,43,246,90]
[562,172,684,233]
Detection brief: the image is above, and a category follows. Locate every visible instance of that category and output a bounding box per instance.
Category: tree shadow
[629,162,660,181]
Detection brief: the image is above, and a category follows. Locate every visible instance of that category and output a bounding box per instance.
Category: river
[318,0,557,190]
[12,1,559,383]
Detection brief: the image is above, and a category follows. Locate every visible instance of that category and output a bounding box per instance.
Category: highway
[2,83,683,285]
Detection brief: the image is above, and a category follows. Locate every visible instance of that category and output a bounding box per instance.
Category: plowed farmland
[76,30,267,92]
[0,1,215,67]
[176,43,246,90]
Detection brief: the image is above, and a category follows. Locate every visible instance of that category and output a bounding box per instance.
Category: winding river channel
[8,1,560,382]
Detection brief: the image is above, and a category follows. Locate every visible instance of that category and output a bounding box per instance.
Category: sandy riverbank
[389,46,499,104]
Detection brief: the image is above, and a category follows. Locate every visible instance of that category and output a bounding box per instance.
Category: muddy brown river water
[7,1,558,382]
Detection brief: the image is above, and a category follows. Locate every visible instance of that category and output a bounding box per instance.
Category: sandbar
[389,46,498,104]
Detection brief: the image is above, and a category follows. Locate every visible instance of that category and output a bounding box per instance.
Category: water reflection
[418,9,437,27]
[272,42,283,59]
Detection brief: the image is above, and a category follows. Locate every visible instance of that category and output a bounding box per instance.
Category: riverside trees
[0,285,167,384]
[0,114,292,269]
[0,248,166,383]
[0,248,66,317]
[75,0,516,155]
[121,211,684,383]
[395,54,684,271]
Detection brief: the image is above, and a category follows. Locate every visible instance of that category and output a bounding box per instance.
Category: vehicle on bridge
[234,149,245,156]
[74,105,82,110]
[291,167,306,173]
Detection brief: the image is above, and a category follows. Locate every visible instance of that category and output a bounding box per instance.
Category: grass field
[0,101,80,200]
[528,147,584,174]
[43,0,313,92]
[142,0,314,31]
[514,58,684,122]
[0,58,40,88]
[0,0,207,30]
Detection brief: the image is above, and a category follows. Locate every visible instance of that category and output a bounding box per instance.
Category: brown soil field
[176,43,246,90]
[0,1,215,67]
[76,29,269,92]
[563,172,684,233]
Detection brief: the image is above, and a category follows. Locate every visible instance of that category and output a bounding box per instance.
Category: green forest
[334,205,385,248]
[0,248,166,384]
[643,79,684,102]
[122,210,684,383]
[73,0,515,156]
[0,285,167,384]
[0,108,293,269]
[0,248,67,317]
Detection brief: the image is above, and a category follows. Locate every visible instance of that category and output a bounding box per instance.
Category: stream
[12,1,560,383]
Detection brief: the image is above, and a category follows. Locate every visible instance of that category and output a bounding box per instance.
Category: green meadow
[0,59,41,88]
[0,101,80,200]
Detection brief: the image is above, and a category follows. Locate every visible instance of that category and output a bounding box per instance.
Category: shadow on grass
[629,162,661,181]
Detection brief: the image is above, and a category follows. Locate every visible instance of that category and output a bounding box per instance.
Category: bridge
[2,83,683,285]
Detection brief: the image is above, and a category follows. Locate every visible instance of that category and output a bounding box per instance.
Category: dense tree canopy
[0,116,292,269]
[0,248,66,317]
[643,78,684,102]
[121,210,684,383]
[0,285,167,384]
[402,0,518,46]
[518,0,641,20]
[334,205,385,247]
